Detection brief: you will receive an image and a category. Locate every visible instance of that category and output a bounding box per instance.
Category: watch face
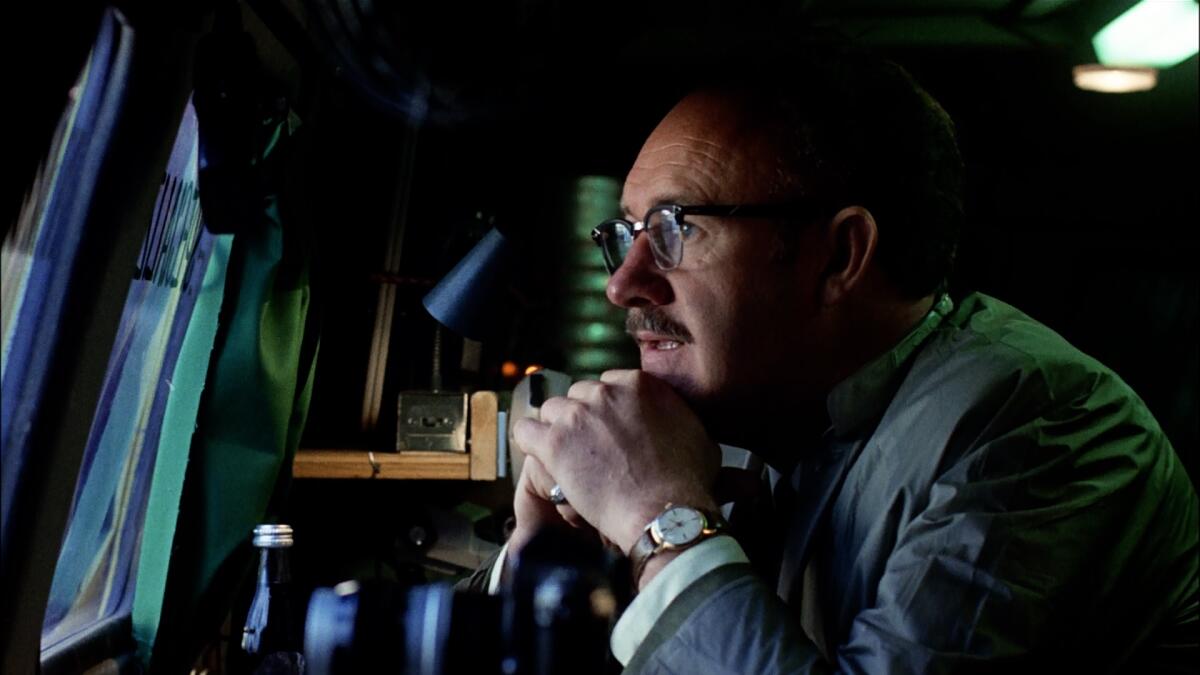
[653,506,706,547]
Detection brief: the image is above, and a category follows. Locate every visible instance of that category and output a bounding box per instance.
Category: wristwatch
[629,503,726,586]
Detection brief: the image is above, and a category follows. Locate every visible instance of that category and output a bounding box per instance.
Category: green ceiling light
[1076,0,1198,93]
[1092,0,1199,68]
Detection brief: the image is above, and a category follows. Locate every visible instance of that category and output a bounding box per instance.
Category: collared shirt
[614,292,1199,673]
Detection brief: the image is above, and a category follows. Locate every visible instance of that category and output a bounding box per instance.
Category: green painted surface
[1094,0,1199,68]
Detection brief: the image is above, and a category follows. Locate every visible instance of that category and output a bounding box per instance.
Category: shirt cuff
[487,542,509,595]
[610,535,749,665]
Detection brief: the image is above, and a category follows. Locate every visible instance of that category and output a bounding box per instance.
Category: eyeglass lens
[647,208,683,270]
[600,221,634,272]
[600,209,684,273]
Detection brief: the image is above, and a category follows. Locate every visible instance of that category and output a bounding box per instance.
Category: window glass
[0,9,128,545]
[0,68,80,374]
[39,94,216,649]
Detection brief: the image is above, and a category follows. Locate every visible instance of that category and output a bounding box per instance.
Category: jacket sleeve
[454,545,505,594]
[623,562,832,674]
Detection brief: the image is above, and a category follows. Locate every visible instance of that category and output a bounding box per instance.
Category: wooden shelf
[294,449,470,480]
[295,391,500,481]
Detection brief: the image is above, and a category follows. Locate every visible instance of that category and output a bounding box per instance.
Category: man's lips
[635,331,688,351]
[626,308,692,349]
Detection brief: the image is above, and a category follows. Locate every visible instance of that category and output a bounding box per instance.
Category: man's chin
[640,368,777,447]
[639,361,702,400]
[639,368,724,423]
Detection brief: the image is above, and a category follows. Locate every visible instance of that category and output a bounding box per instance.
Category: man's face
[608,92,830,425]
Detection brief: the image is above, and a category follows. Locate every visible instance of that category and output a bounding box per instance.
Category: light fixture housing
[422,227,516,341]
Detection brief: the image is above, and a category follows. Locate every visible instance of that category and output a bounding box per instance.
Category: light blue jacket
[623,293,1198,674]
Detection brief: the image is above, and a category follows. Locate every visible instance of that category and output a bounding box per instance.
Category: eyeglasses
[590,203,833,274]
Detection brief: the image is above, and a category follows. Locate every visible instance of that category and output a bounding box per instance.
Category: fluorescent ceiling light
[1073,64,1158,93]
[1092,0,1200,68]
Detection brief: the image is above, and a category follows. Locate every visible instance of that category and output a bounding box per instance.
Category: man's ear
[819,206,878,306]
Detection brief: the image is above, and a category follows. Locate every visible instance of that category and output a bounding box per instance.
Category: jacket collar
[825,294,955,438]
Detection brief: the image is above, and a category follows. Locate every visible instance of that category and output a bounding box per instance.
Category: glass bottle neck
[257,546,292,585]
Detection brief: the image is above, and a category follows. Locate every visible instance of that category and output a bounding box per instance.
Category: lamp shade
[422,227,515,340]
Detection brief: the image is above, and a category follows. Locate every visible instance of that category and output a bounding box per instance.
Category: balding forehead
[634,137,732,181]
[667,89,757,128]
[621,96,775,213]
[622,139,727,211]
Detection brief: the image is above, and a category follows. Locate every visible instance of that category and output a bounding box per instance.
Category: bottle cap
[252,523,294,548]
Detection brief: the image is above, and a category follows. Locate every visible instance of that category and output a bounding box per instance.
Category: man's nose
[605,234,673,308]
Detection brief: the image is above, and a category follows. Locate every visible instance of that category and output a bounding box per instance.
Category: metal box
[396,392,468,452]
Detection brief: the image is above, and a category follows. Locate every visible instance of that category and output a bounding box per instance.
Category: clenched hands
[510,370,721,562]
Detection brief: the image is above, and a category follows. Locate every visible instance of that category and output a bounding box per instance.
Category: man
[492,57,1199,673]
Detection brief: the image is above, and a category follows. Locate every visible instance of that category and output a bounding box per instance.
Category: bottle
[241,523,305,674]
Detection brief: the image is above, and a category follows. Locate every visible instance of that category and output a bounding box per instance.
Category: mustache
[626,308,693,343]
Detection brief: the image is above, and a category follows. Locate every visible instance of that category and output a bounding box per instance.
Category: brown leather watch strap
[628,526,660,587]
